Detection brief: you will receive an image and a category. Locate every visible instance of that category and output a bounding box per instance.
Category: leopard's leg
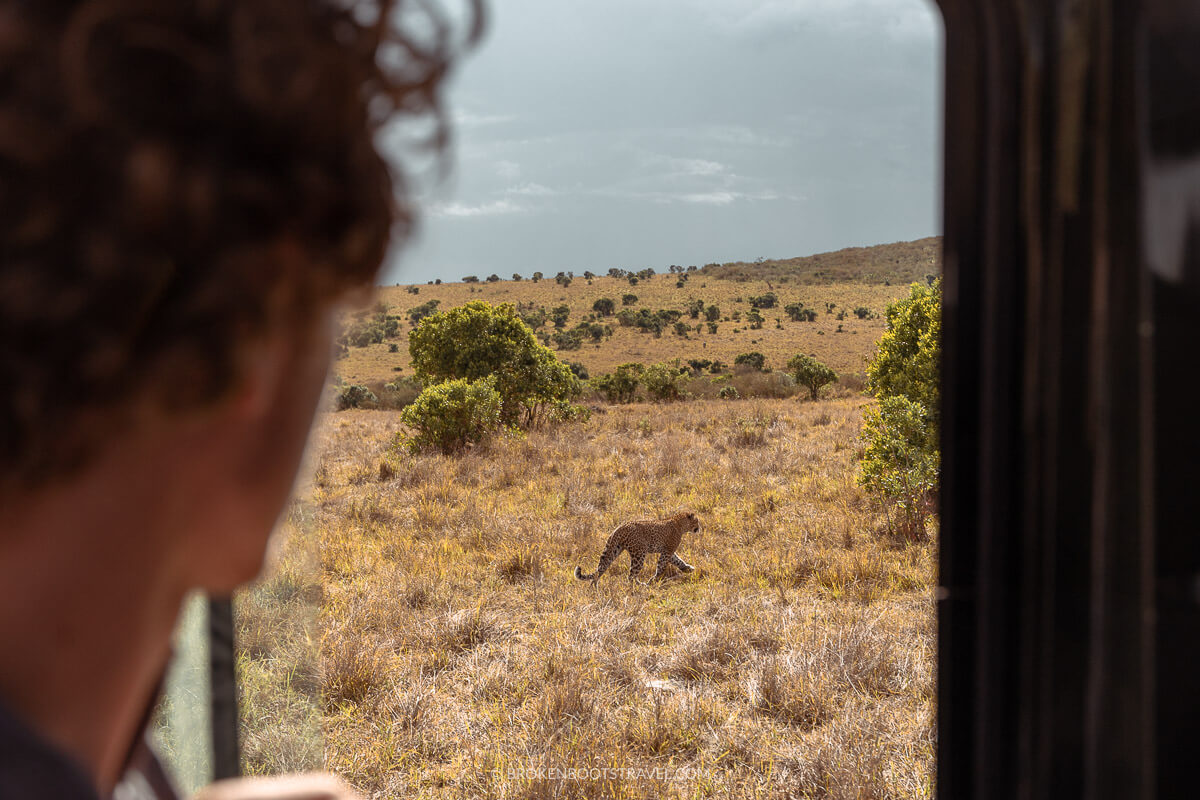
[652,552,674,580]
[668,553,695,573]
[627,549,647,582]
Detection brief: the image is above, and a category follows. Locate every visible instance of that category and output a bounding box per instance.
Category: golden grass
[336,276,912,387]
[238,398,935,798]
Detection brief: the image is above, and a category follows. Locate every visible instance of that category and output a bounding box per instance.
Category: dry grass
[238,398,935,798]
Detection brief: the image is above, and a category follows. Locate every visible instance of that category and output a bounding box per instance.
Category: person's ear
[227,335,290,421]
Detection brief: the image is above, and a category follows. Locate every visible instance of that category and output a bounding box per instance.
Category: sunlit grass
[239,397,935,798]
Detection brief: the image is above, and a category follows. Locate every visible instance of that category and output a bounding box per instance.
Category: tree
[787,354,838,400]
[512,273,523,281]
[705,304,720,322]
[866,280,941,443]
[408,299,441,328]
[734,351,767,371]
[642,362,685,402]
[409,302,581,427]
[462,275,480,283]
[622,293,638,306]
[859,280,942,538]
[532,271,543,282]
[749,292,777,309]
[592,363,643,404]
[399,376,502,454]
[859,396,938,539]
[593,297,616,316]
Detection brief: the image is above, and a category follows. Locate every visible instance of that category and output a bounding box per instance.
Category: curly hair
[0,0,481,490]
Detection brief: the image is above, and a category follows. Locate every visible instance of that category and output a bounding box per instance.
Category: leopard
[574,511,700,584]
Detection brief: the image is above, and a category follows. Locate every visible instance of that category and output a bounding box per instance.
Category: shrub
[749,292,777,309]
[462,275,479,283]
[339,307,400,347]
[552,330,583,350]
[399,376,503,454]
[746,310,765,329]
[335,384,376,411]
[704,304,720,322]
[854,306,872,319]
[408,299,441,328]
[859,396,938,539]
[787,354,838,400]
[592,363,644,404]
[707,321,719,334]
[719,386,740,400]
[687,359,712,373]
[641,362,686,402]
[406,285,420,295]
[593,298,615,316]
[860,280,941,537]
[531,271,543,282]
[622,293,639,306]
[867,280,941,437]
[551,305,570,328]
[512,273,523,281]
[567,361,589,380]
[409,302,581,427]
[734,351,767,371]
[673,321,691,338]
[687,299,705,319]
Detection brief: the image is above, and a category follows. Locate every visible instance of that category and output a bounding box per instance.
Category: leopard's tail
[575,540,621,582]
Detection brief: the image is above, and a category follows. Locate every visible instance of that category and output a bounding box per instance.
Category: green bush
[336,384,377,410]
[408,299,441,328]
[409,301,581,427]
[867,280,940,444]
[734,351,767,371]
[719,385,740,400]
[749,292,777,309]
[642,362,686,402]
[592,363,644,404]
[593,298,616,316]
[787,354,838,400]
[860,280,941,538]
[622,293,639,306]
[859,396,938,539]
[399,377,503,454]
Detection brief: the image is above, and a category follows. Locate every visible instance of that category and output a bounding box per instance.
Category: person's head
[0,0,478,589]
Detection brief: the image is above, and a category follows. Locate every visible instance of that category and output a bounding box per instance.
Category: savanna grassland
[334,238,941,387]
[236,398,936,799]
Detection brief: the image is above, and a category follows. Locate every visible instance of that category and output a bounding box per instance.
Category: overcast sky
[382,0,943,285]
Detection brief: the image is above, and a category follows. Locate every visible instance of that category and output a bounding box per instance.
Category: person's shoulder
[0,702,98,800]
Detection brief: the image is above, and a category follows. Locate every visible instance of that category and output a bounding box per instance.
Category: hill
[334,238,941,389]
[699,237,941,285]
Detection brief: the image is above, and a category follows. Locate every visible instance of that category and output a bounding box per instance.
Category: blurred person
[0,1,479,797]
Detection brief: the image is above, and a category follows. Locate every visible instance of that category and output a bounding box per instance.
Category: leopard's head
[681,511,700,533]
